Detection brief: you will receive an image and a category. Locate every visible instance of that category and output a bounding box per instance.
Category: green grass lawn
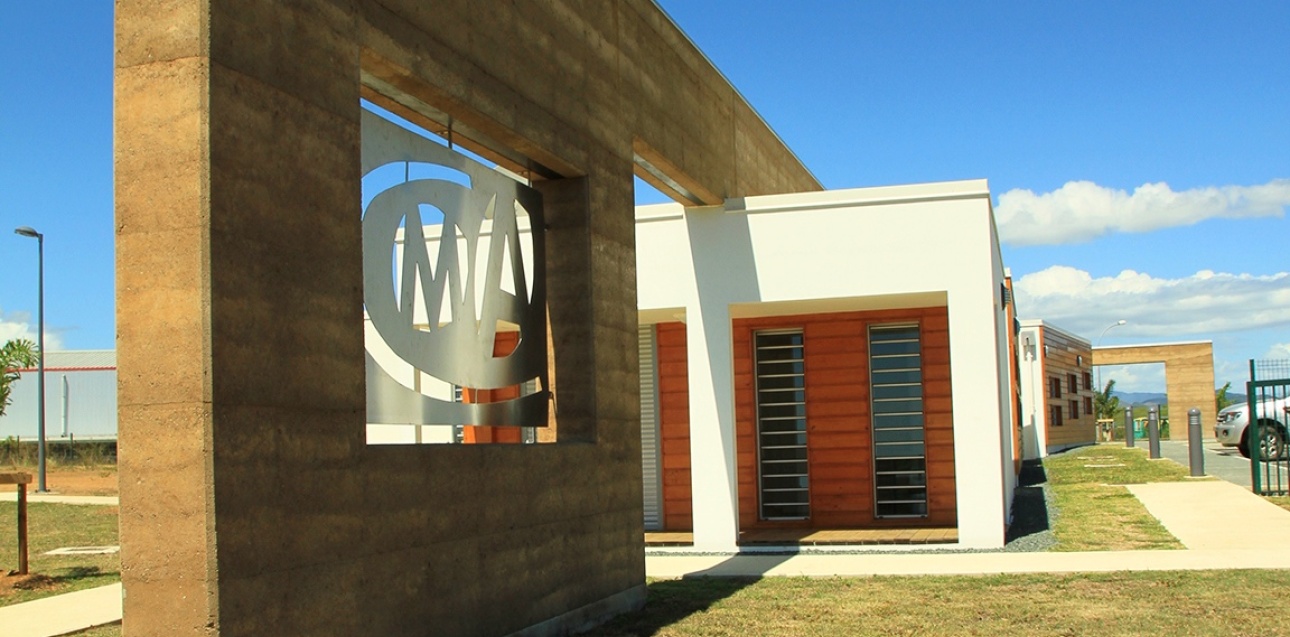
[1043,445,1189,551]
[1268,496,1290,512]
[62,571,1290,637]
[586,571,1290,636]
[0,502,120,607]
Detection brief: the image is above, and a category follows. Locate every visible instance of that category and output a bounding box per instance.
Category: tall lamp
[14,226,47,493]
[1095,319,1127,393]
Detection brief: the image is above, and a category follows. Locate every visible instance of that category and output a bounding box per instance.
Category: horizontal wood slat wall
[461,331,524,444]
[655,322,693,531]
[733,307,957,530]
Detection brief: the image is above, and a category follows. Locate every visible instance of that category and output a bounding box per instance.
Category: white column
[685,304,740,552]
[948,292,1008,549]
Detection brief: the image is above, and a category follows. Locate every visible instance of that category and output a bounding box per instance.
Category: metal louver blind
[639,325,663,530]
[755,330,810,520]
[869,324,928,518]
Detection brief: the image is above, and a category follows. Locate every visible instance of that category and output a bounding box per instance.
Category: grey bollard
[1147,405,1161,459]
[1187,407,1204,477]
[1124,406,1135,448]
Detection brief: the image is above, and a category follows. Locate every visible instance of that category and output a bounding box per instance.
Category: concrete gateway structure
[635,181,1020,550]
[114,1,819,635]
[1093,341,1217,438]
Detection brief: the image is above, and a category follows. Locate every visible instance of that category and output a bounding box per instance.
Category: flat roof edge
[635,179,991,221]
[1094,340,1214,351]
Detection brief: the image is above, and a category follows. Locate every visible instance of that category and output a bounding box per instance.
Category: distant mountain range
[1111,391,1247,405]
[1112,391,1167,405]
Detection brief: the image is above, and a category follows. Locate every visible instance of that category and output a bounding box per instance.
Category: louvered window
[754,330,810,520]
[870,324,928,518]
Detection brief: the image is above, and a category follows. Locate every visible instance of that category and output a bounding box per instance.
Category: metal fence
[1249,359,1290,495]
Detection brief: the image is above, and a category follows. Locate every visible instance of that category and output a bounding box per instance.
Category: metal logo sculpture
[362,110,547,427]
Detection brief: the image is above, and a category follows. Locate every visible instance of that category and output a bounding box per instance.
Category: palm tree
[1215,381,1236,411]
[0,339,39,418]
[1094,378,1121,420]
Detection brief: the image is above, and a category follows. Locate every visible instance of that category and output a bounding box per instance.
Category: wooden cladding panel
[733,307,957,531]
[461,332,523,444]
[1040,326,1097,448]
[655,322,693,531]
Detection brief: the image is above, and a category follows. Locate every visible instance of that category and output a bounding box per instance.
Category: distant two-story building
[1016,320,1097,457]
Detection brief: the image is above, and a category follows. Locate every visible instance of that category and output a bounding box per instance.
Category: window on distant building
[1084,396,1094,416]
[1083,372,1093,391]
[1049,377,1062,399]
[1068,374,1078,393]
[1069,399,1079,419]
[1050,404,1064,427]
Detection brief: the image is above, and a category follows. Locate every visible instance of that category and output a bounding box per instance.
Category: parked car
[1215,397,1290,460]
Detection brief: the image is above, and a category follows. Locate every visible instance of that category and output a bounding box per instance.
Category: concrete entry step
[645,527,959,547]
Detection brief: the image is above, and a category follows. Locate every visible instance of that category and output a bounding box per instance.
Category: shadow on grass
[1005,460,1052,544]
[586,549,803,636]
[53,566,112,584]
[588,576,762,636]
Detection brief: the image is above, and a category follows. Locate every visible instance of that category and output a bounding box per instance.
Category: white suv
[1215,397,1290,460]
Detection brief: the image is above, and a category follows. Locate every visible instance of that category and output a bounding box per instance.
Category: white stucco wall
[1018,322,1047,459]
[636,180,1014,550]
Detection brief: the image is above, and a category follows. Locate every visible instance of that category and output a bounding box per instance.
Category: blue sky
[2,2,1288,393]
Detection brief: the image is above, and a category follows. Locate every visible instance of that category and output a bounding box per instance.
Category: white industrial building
[0,350,118,442]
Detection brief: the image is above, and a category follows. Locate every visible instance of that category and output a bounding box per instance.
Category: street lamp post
[14,226,47,493]
[1095,319,1127,393]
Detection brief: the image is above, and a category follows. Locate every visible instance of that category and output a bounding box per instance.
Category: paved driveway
[1156,439,1253,488]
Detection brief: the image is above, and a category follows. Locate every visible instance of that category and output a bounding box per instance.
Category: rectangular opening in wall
[754,330,810,520]
[360,101,553,445]
[869,324,928,518]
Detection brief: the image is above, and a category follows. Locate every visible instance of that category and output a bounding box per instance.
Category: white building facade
[636,180,1019,551]
[0,350,118,442]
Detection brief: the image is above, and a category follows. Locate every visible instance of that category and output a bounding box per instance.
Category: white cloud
[1015,266,1290,392]
[0,309,63,351]
[1098,364,1165,395]
[996,179,1290,245]
[1014,266,1290,338]
[1265,343,1290,360]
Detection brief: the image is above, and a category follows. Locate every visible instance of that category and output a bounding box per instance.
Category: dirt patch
[0,467,117,496]
[0,571,57,596]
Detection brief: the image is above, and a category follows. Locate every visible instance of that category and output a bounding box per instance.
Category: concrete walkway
[646,546,1290,578]
[0,493,119,506]
[648,479,1290,578]
[8,479,1290,635]
[1127,480,1290,550]
[0,583,121,637]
